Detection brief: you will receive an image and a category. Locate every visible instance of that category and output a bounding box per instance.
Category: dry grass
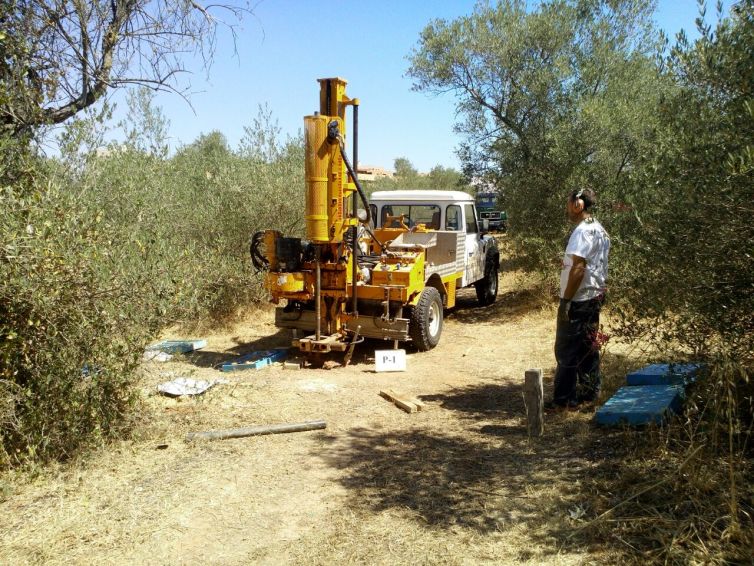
[575,367,754,565]
[0,265,748,565]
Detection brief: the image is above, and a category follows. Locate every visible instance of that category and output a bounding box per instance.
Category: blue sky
[136,0,733,173]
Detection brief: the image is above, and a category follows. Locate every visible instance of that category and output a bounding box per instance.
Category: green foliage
[408,0,751,357]
[88,113,305,324]
[0,2,45,133]
[409,0,664,270]
[409,4,753,557]
[613,2,754,357]
[365,157,471,194]
[425,164,470,191]
[119,88,170,158]
[56,101,114,174]
[0,100,305,466]
[0,132,36,189]
[239,103,285,163]
[393,157,418,178]
[0,178,161,466]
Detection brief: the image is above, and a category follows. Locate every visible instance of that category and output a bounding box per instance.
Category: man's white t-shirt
[560,218,610,301]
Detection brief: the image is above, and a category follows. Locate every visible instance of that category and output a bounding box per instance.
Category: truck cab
[475,191,507,232]
[369,190,493,289]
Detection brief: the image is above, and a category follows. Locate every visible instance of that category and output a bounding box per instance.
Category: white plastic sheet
[157,377,224,397]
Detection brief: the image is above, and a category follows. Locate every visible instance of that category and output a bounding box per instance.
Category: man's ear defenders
[574,188,585,210]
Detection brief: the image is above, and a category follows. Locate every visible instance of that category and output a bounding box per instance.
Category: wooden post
[524,368,544,437]
[186,420,326,442]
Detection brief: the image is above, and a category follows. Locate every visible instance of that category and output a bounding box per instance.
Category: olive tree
[0,0,248,135]
[408,0,665,270]
[616,1,754,356]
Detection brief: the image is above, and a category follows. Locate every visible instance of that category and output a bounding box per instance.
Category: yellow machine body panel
[355,251,424,303]
[369,253,425,291]
[318,77,350,118]
[440,274,462,309]
[303,114,356,243]
[303,77,359,244]
[303,115,333,242]
[265,271,313,300]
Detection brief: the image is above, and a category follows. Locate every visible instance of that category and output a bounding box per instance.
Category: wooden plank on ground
[410,397,425,411]
[379,389,420,413]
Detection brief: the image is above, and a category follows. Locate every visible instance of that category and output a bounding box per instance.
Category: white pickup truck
[365,190,500,347]
[270,189,501,352]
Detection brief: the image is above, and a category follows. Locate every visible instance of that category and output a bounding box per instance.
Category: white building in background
[355,165,394,181]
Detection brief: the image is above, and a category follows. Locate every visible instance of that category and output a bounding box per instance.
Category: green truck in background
[475,192,508,232]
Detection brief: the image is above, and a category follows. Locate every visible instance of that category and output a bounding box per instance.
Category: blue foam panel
[146,339,207,354]
[220,349,288,372]
[594,385,684,426]
[626,363,701,386]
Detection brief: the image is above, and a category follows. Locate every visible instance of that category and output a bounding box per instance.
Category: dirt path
[0,272,638,565]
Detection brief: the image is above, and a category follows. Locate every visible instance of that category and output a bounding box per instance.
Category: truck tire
[475,254,499,306]
[409,287,443,351]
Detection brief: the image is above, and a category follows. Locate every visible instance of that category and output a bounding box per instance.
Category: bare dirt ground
[0,265,645,565]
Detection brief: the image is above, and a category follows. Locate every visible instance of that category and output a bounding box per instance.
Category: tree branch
[3,0,249,133]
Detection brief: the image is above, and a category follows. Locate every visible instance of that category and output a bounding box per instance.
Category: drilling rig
[251,77,499,359]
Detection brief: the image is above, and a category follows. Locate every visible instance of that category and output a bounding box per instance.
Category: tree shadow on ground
[445,247,552,326]
[448,285,549,325]
[314,380,622,556]
[420,382,529,436]
[317,426,586,542]
[498,245,541,272]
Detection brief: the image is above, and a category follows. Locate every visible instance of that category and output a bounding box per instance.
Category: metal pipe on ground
[186,420,327,442]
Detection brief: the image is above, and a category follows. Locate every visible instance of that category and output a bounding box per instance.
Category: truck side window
[464,204,478,233]
[369,204,377,227]
[445,205,461,230]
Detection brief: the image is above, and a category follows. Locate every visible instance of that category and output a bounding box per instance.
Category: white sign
[375,349,407,372]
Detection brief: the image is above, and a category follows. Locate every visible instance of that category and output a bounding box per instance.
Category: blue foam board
[594,385,684,426]
[147,339,207,354]
[220,349,288,372]
[626,363,701,386]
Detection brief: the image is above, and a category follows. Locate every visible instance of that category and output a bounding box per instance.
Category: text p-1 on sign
[375,349,407,372]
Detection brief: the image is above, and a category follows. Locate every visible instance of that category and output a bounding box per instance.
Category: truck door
[463,203,485,286]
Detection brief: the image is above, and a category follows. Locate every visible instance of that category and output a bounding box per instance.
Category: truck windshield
[380,205,441,229]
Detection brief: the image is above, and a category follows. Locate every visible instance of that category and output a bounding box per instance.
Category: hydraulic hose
[329,127,386,252]
[250,231,269,272]
[327,120,371,225]
[352,104,359,317]
[339,143,371,225]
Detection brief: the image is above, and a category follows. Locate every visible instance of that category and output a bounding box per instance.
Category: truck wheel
[475,256,499,306]
[409,287,443,351]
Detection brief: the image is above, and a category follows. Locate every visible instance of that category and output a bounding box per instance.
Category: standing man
[548,188,610,411]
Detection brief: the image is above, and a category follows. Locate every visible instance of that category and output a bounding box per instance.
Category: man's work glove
[558,298,572,323]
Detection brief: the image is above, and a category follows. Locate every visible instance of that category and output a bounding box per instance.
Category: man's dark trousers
[553,298,602,406]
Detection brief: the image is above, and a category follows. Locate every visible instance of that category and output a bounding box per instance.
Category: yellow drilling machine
[250,77,499,361]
